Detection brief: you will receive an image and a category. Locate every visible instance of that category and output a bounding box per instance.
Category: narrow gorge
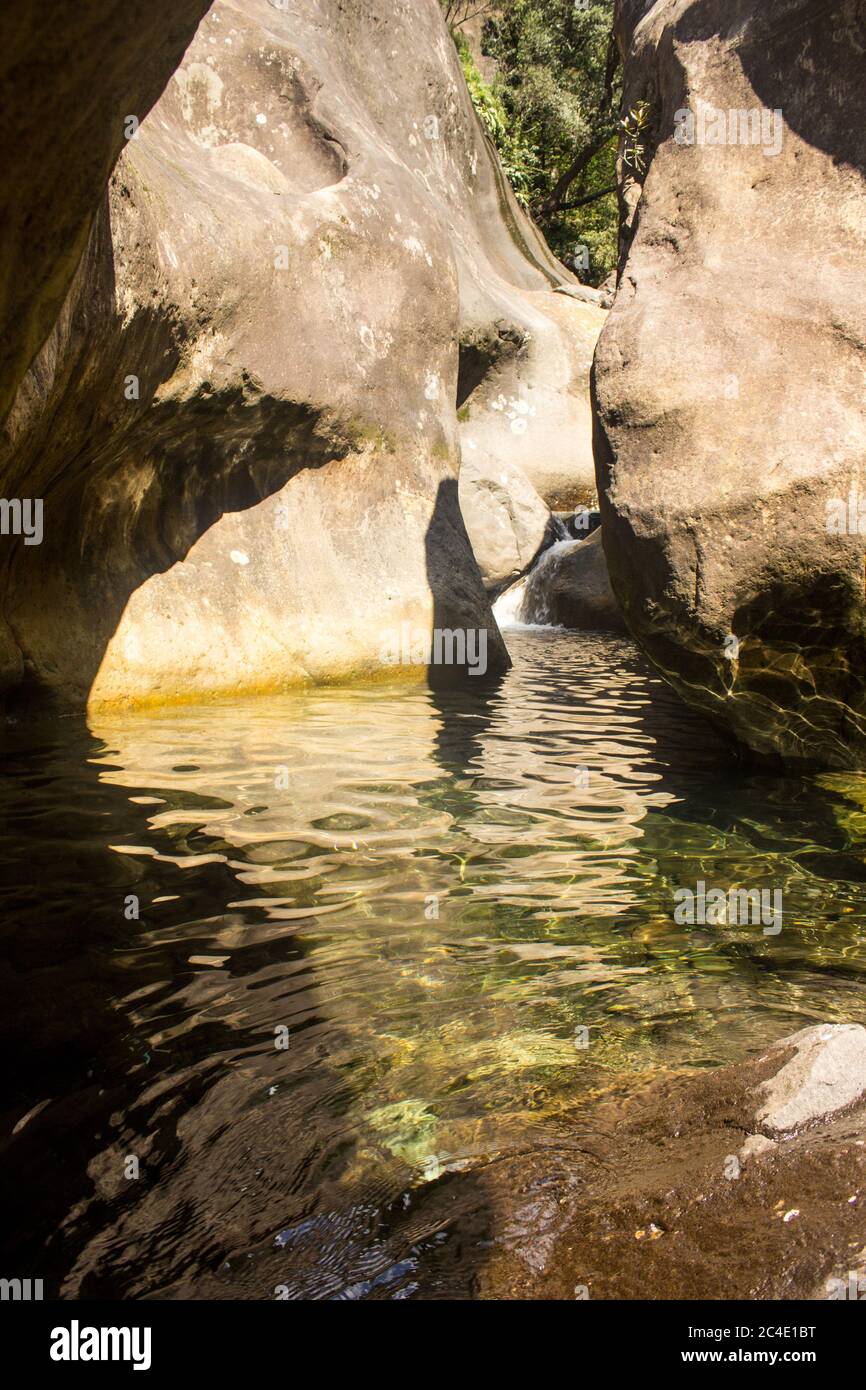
[3,0,866,1331]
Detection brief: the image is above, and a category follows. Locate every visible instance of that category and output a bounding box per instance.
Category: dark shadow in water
[0,712,340,1298]
[4,631,866,1301]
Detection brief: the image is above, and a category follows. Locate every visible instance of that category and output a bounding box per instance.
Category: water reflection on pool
[2,630,866,1297]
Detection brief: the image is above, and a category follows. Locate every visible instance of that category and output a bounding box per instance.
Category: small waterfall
[519,539,575,626]
[493,515,600,631]
[492,574,530,629]
[494,539,574,631]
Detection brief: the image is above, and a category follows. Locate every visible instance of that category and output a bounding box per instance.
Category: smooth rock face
[0,0,211,427]
[521,530,626,631]
[458,455,551,594]
[595,0,866,767]
[755,1024,866,1136]
[0,0,596,709]
[459,293,605,512]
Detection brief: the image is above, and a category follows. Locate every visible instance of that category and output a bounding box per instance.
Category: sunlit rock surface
[0,0,600,708]
[458,293,605,514]
[595,0,866,767]
[458,454,551,594]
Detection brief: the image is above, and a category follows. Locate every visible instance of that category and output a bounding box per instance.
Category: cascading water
[494,538,576,629]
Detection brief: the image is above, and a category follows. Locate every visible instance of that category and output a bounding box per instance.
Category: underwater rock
[460,1023,866,1299]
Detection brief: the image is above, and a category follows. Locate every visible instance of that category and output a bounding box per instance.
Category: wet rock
[755,1025,866,1136]
[595,0,866,768]
[521,530,626,632]
[0,0,607,707]
[414,1023,866,1299]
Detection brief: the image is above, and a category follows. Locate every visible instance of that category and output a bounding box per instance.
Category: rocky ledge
[415,1024,866,1299]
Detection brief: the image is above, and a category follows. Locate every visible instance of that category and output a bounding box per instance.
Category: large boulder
[0,0,599,709]
[458,454,551,594]
[459,292,605,512]
[594,0,866,767]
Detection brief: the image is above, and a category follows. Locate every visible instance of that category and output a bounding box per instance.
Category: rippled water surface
[3,630,866,1297]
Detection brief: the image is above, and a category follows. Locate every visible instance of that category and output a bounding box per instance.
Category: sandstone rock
[520,529,626,631]
[0,0,599,709]
[755,1024,866,1136]
[553,283,612,311]
[0,0,210,427]
[595,0,866,767]
[458,455,551,593]
[458,292,605,513]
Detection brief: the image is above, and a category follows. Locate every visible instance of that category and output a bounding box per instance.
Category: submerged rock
[423,1023,866,1299]
[595,0,866,767]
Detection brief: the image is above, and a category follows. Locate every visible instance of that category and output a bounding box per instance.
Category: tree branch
[548,183,618,214]
[446,0,492,27]
[533,20,622,220]
[533,129,616,217]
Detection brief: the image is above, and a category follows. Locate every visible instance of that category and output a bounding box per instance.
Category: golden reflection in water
[3,630,866,1297]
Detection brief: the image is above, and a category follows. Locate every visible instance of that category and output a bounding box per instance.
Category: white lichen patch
[490,393,537,435]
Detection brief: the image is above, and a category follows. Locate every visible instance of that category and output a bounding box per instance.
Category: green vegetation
[444,1,621,285]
